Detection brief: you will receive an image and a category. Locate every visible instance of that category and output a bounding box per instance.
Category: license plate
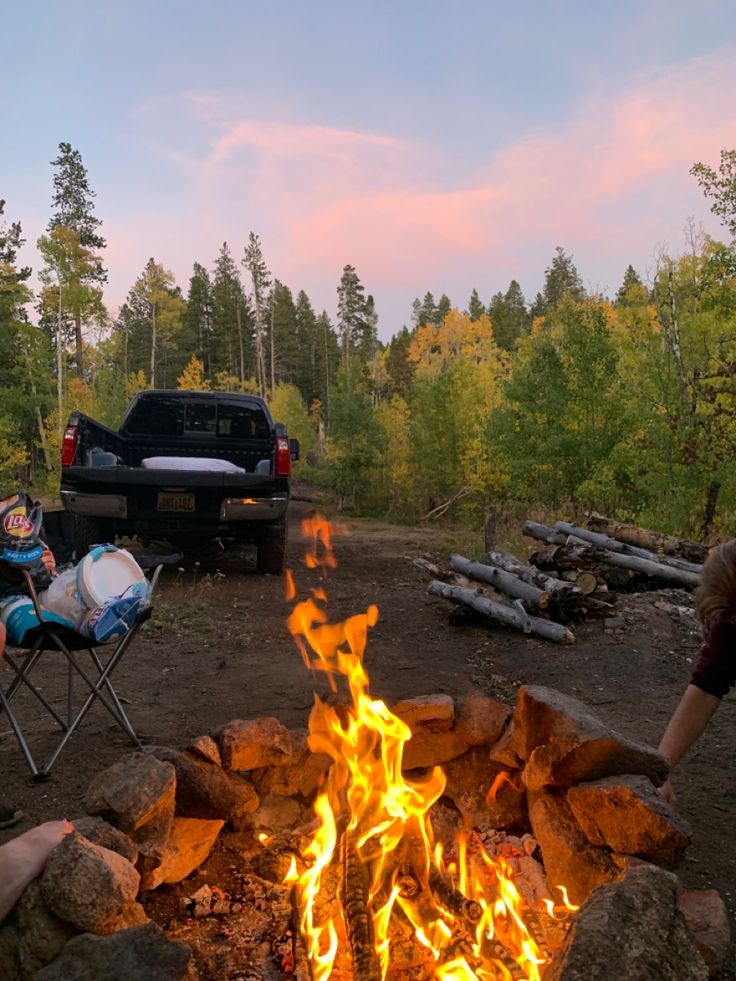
[157,492,195,512]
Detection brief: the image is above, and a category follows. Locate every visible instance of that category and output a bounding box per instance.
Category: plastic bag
[37,568,86,631]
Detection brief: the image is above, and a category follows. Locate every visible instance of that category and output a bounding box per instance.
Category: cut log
[428,580,575,645]
[574,571,599,595]
[450,554,549,611]
[523,520,568,546]
[554,522,703,574]
[428,868,482,923]
[585,512,710,564]
[482,549,587,607]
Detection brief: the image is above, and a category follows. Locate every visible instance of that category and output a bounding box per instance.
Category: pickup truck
[60,390,299,573]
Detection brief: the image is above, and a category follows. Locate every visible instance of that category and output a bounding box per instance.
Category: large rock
[15,879,77,976]
[527,792,622,907]
[512,686,669,789]
[402,727,469,770]
[84,753,176,833]
[454,693,511,747]
[251,729,331,799]
[0,921,21,981]
[441,747,526,831]
[185,734,222,767]
[143,746,259,821]
[679,888,732,975]
[217,717,294,771]
[34,923,193,981]
[544,865,708,980]
[391,694,455,730]
[40,832,144,935]
[252,793,306,834]
[567,775,692,865]
[72,816,139,865]
[139,818,224,891]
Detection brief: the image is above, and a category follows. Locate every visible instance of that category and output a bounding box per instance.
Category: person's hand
[658,778,677,806]
[41,547,56,576]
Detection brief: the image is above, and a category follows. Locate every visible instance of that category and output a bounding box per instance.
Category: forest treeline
[2,145,735,536]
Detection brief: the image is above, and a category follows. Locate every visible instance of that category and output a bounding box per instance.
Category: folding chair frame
[0,566,162,782]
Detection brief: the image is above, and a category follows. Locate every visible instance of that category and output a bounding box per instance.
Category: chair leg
[1,650,68,730]
[0,689,41,779]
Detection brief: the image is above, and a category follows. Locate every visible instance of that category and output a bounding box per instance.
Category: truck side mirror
[289,439,300,461]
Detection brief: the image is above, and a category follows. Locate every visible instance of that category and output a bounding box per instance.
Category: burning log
[450,554,550,611]
[428,580,575,644]
[585,511,710,563]
[428,868,483,924]
[340,832,382,981]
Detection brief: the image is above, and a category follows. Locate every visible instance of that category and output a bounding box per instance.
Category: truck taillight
[61,424,79,467]
[275,436,291,477]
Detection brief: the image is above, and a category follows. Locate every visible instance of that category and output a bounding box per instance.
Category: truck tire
[256,520,287,575]
[73,515,114,560]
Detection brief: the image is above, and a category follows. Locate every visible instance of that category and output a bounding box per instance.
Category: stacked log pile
[420,514,706,645]
[524,519,704,594]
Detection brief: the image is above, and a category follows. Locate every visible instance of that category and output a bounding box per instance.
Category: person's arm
[658,685,721,803]
[0,821,72,922]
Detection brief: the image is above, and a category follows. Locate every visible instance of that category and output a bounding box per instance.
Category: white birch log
[450,554,549,610]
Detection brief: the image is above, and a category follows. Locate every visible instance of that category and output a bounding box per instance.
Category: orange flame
[485,770,515,806]
[279,515,570,979]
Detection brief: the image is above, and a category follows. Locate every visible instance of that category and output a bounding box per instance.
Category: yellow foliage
[127,370,148,399]
[408,310,501,377]
[213,371,260,394]
[178,355,210,391]
[374,396,414,512]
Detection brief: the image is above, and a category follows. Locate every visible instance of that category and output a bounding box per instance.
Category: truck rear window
[124,397,271,440]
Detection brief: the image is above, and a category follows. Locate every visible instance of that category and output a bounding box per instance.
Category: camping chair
[0,565,162,782]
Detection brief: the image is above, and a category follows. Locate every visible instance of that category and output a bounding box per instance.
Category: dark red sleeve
[690,618,736,698]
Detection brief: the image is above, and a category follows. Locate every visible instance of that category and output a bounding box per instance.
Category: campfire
[5,516,728,980]
[271,516,576,979]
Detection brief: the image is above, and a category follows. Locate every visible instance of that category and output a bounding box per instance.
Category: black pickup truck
[60,390,298,573]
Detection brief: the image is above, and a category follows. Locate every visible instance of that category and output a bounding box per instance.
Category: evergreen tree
[336,264,370,371]
[126,259,185,388]
[436,294,452,326]
[242,232,271,396]
[691,148,736,237]
[315,309,341,422]
[385,326,415,396]
[184,263,213,370]
[47,142,107,376]
[269,281,300,386]
[411,291,438,327]
[467,288,485,322]
[614,265,647,307]
[487,280,530,349]
[213,243,252,382]
[538,246,586,316]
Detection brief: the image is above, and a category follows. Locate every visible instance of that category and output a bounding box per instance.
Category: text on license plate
[157,492,195,512]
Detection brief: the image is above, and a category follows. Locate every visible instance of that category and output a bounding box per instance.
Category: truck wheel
[73,515,114,560]
[256,521,287,575]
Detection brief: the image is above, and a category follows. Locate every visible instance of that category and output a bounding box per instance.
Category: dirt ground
[1,499,734,975]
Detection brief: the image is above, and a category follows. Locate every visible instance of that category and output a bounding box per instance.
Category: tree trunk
[270,298,276,396]
[700,481,721,541]
[74,311,84,379]
[584,511,710,564]
[56,278,64,440]
[484,506,497,551]
[523,520,568,547]
[428,580,574,644]
[236,301,245,383]
[150,303,157,387]
[450,554,549,611]
[482,549,586,607]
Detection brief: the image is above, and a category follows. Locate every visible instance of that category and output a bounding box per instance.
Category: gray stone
[216,716,294,771]
[251,728,331,799]
[185,734,222,767]
[84,753,176,833]
[251,793,306,834]
[139,817,224,891]
[34,923,193,981]
[71,817,139,865]
[441,747,527,831]
[512,686,669,789]
[678,888,732,975]
[391,694,455,730]
[402,728,469,770]
[40,832,142,935]
[454,692,511,747]
[15,879,77,976]
[567,774,692,865]
[528,791,622,907]
[544,865,708,980]
[143,745,259,821]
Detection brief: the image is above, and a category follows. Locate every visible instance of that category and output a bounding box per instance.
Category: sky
[3,0,736,339]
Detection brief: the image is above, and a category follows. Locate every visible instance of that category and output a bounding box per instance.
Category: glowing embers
[278,516,575,980]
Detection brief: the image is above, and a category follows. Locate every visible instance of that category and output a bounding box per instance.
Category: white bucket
[76,546,148,609]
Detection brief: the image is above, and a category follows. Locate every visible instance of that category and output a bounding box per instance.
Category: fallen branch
[554,521,702,574]
[428,580,574,645]
[482,548,587,609]
[585,511,710,564]
[420,487,469,521]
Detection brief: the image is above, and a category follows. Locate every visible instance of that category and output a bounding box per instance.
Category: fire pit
[2,517,729,980]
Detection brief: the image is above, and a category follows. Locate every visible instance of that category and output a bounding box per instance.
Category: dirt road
[1,502,733,973]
